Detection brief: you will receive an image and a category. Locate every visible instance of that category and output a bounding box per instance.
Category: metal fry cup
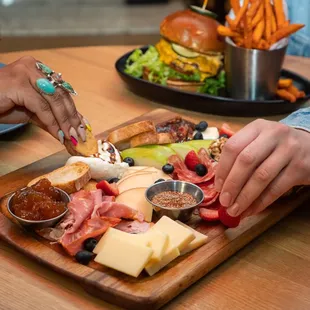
[225,42,288,100]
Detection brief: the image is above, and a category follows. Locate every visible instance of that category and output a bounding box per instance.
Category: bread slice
[65,129,98,157]
[129,131,159,148]
[27,162,91,194]
[107,121,156,147]
[83,180,98,191]
[157,133,175,144]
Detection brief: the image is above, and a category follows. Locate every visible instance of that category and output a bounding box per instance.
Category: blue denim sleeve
[279,107,310,132]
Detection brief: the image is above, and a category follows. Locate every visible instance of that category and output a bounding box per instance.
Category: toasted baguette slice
[129,131,159,148]
[28,162,91,194]
[83,180,98,191]
[65,129,98,157]
[157,133,175,144]
[107,121,156,146]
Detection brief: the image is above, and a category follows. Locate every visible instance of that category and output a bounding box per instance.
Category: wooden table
[0,46,310,310]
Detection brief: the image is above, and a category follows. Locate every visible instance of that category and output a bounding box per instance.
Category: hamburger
[125,8,225,93]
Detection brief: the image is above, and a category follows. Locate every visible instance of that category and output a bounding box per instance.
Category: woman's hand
[215,119,310,218]
[0,56,91,144]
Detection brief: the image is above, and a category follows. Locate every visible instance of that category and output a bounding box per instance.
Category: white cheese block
[193,127,219,140]
[93,227,149,254]
[176,221,208,255]
[151,216,195,251]
[115,187,153,222]
[94,233,153,278]
[145,240,180,276]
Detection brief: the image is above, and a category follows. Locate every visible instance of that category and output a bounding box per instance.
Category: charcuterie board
[0,108,309,310]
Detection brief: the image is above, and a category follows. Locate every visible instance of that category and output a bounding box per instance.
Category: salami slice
[168,148,217,184]
[199,193,219,207]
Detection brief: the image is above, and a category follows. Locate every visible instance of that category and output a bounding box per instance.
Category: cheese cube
[145,240,180,276]
[93,227,149,254]
[94,233,153,278]
[146,230,169,262]
[152,216,195,251]
[176,221,208,255]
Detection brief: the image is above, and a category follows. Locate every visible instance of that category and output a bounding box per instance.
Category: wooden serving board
[0,108,310,310]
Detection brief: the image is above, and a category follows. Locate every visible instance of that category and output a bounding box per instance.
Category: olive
[162,164,174,174]
[75,250,94,265]
[195,164,208,176]
[108,177,120,184]
[83,238,98,252]
[155,178,165,184]
[195,121,208,132]
[193,132,204,140]
[220,134,229,139]
[123,157,135,167]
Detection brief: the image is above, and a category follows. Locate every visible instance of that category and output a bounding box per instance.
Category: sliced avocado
[190,5,218,19]
[171,43,200,58]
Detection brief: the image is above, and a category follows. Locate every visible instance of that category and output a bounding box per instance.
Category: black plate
[115,46,310,117]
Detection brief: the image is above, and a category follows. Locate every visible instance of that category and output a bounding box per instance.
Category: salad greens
[124,46,201,85]
[124,46,226,96]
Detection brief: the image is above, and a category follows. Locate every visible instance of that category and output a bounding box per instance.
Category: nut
[208,137,228,161]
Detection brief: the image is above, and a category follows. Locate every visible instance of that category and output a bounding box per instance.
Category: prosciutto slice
[60,216,121,256]
[168,148,216,184]
[115,220,153,234]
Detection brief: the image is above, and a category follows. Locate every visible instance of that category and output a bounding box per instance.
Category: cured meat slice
[91,201,144,222]
[199,208,219,221]
[60,216,121,256]
[199,193,220,207]
[115,220,153,234]
[168,148,216,184]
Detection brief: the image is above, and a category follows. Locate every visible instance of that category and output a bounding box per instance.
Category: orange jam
[11,179,67,221]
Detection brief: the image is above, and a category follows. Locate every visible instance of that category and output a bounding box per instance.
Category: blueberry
[195,164,208,176]
[75,250,94,265]
[123,157,135,167]
[162,164,174,174]
[155,178,165,184]
[108,177,120,184]
[193,132,204,140]
[195,121,208,132]
[220,134,229,138]
[83,238,98,252]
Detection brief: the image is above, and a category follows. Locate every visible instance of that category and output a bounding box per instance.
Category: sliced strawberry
[96,180,119,196]
[219,123,235,138]
[218,206,241,228]
[199,208,219,222]
[184,150,200,171]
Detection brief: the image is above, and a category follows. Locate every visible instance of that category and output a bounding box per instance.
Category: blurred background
[0,0,230,53]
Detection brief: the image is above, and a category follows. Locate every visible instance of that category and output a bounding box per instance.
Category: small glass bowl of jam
[7,178,70,229]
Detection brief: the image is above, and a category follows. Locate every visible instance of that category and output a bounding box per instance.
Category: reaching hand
[214,119,310,218]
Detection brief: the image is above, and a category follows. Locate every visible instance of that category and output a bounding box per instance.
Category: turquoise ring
[36,62,77,96]
[36,78,56,95]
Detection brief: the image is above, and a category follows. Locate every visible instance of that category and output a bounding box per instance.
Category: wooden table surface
[0,46,310,310]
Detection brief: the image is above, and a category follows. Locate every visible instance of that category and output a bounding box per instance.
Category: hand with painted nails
[214,119,310,219]
[0,56,92,146]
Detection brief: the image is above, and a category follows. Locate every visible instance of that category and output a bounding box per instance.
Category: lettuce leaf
[198,71,226,96]
[125,46,201,85]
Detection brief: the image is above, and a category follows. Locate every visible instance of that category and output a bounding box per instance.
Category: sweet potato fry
[257,39,270,50]
[276,89,297,103]
[247,0,260,18]
[225,16,235,29]
[231,0,250,30]
[253,19,265,44]
[278,79,293,88]
[244,13,253,49]
[270,5,277,33]
[264,0,272,41]
[270,24,305,44]
[218,25,241,37]
[230,0,240,16]
[274,0,286,28]
[251,2,264,29]
[298,91,306,99]
[287,85,306,99]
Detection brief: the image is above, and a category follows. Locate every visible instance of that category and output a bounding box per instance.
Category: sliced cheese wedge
[146,230,169,262]
[93,227,149,254]
[151,216,195,251]
[117,173,156,193]
[176,221,208,255]
[94,232,153,278]
[145,240,180,276]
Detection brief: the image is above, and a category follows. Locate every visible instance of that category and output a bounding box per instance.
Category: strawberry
[199,208,219,222]
[185,150,200,171]
[219,123,235,138]
[218,206,241,228]
[96,180,119,196]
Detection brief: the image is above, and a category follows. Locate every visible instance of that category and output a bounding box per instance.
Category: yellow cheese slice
[94,233,153,278]
[151,216,195,251]
[145,240,180,276]
[117,173,156,193]
[115,187,153,222]
[146,230,169,262]
[176,221,208,255]
[93,227,149,254]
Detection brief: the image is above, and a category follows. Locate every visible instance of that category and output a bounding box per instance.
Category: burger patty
[155,38,223,81]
